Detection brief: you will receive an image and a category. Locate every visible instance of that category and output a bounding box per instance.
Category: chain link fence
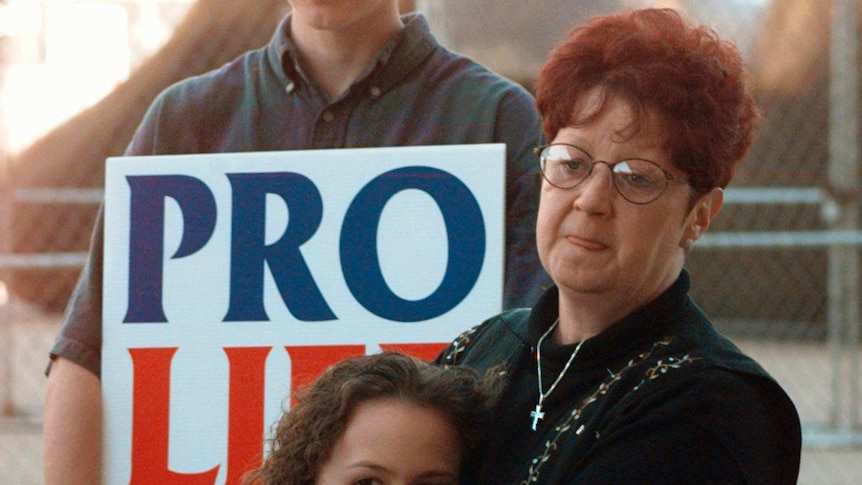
[1,0,861,483]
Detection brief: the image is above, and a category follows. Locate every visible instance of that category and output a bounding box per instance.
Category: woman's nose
[573,163,615,214]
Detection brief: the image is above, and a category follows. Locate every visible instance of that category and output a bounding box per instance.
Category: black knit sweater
[437,270,801,485]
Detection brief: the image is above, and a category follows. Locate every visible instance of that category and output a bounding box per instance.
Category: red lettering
[124,342,444,483]
[129,347,220,485]
[224,347,271,484]
[379,342,447,362]
[285,345,365,406]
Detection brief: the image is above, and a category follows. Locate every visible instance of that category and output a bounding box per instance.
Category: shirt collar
[267,12,439,97]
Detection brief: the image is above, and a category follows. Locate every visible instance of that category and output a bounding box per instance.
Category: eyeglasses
[536,144,688,205]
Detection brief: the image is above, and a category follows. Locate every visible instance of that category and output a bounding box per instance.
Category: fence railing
[0,185,99,416]
[699,187,862,448]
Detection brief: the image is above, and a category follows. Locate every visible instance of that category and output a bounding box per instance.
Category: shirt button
[370,86,382,97]
[285,82,295,94]
[322,111,335,122]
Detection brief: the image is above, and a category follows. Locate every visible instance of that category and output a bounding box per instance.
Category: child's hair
[241,351,503,485]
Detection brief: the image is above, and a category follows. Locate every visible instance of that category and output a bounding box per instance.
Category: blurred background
[0,0,860,483]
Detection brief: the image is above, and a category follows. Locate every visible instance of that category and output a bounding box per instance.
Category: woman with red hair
[438,9,801,484]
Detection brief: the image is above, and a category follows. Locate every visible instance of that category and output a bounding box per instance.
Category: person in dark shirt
[43,1,547,482]
[437,8,802,484]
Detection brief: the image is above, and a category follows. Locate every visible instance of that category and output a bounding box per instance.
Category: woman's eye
[561,158,589,173]
[355,478,383,485]
[619,172,652,187]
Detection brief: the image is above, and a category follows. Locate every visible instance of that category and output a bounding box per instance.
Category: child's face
[315,397,461,485]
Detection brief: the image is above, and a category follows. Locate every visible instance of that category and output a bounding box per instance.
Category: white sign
[102,144,505,484]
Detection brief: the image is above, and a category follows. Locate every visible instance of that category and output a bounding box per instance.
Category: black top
[437,270,801,484]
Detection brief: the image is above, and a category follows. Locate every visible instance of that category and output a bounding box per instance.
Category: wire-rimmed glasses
[536,143,688,205]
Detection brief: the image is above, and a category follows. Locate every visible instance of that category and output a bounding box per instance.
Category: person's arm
[41,78,177,483]
[43,357,102,485]
[43,208,105,484]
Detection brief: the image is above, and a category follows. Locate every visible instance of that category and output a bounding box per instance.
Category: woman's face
[536,92,709,312]
[315,397,461,485]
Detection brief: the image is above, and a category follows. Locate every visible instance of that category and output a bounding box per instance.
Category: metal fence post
[828,0,861,435]
[0,177,13,418]
[0,255,11,417]
[0,18,13,417]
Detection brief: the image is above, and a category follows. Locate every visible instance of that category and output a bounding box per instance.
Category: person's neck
[553,297,617,346]
[555,287,659,345]
[291,15,404,100]
[553,262,683,345]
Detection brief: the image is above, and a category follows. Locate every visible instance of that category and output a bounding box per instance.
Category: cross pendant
[530,403,545,431]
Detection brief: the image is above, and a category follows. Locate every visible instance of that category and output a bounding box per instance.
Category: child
[242,352,501,485]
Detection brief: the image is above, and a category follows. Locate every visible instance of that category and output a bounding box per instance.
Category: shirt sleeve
[47,205,105,378]
[46,83,176,379]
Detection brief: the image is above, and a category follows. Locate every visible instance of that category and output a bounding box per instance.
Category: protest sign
[102,144,505,483]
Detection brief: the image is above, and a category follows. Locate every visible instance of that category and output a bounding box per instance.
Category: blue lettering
[125,175,216,323]
[340,166,485,321]
[224,173,336,322]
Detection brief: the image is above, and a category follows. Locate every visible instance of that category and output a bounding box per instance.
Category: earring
[680,239,694,250]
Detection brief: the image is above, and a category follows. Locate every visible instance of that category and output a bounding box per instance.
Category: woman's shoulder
[618,322,801,445]
[601,344,801,483]
[436,308,532,369]
[665,364,801,481]
[582,362,801,484]
[667,302,782,383]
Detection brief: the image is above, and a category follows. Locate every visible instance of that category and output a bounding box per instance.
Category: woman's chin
[552,270,612,296]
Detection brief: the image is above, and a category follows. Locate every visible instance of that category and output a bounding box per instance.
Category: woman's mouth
[567,235,607,250]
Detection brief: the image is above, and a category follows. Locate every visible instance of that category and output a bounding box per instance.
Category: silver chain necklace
[530,318,585,431]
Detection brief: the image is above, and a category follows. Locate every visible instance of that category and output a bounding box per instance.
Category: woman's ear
[681,188,724,247]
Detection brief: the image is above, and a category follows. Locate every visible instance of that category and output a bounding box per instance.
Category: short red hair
[536,8,760,192]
